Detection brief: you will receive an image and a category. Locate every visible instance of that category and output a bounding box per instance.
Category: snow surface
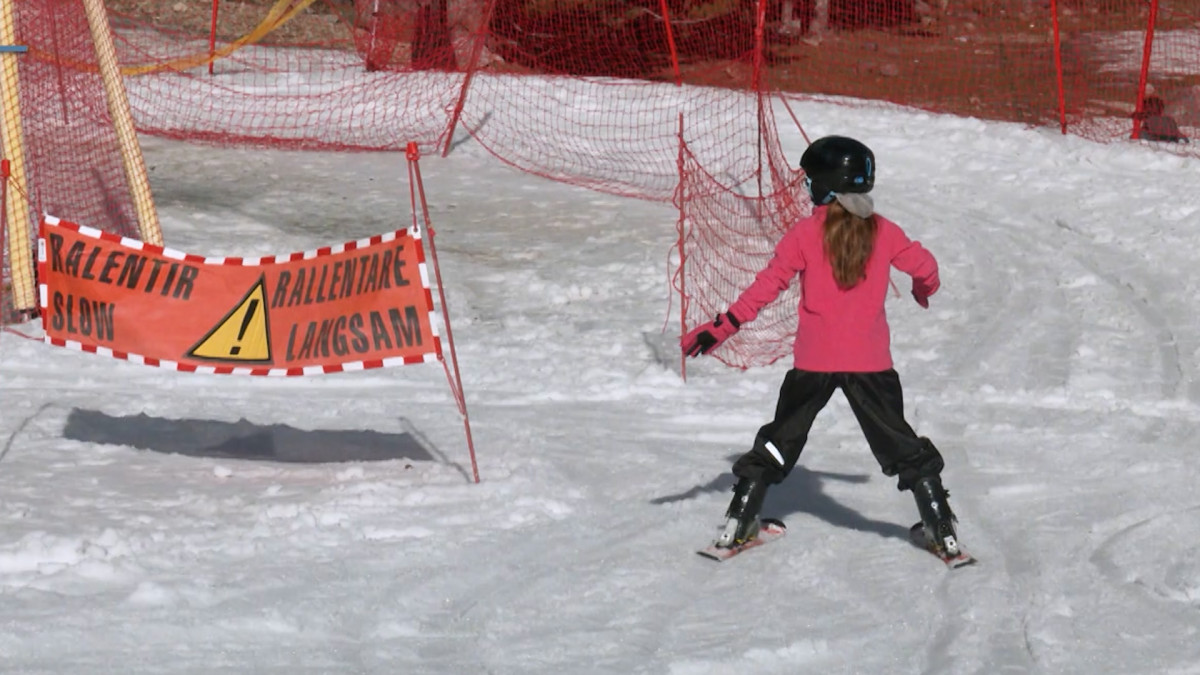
[3,93,1200,674]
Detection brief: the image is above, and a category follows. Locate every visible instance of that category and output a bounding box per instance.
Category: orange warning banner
[37,216,442,375]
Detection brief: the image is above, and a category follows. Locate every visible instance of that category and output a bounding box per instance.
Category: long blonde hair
[822,201,878,289]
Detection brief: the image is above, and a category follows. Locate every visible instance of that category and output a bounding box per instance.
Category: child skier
[681,135,961,558]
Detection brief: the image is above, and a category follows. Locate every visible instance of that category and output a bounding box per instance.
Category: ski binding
[697,518,786,561]
[909,522,977,569]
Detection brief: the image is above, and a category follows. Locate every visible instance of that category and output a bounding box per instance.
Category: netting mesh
[3,0,148,317]
[109,0,471,151]
[3,0,1197,332]
[1056,1,1200,144]
[676,94,810,369]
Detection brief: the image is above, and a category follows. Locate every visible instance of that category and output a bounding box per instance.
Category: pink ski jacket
[728,206,939,372]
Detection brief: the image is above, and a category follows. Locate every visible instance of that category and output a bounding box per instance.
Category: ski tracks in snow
[907,205,1200,673]
[363,487,730,674]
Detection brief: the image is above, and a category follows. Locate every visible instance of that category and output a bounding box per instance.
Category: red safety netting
[14,0,1199,203]
[1055,0,1199,146]
[676,90,810,370]
[5,0,1197,333]
[3,0,148,319]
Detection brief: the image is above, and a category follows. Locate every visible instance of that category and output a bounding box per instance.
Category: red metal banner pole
[406,142,480,483]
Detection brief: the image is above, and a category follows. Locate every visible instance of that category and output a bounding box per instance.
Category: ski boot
[912,476,961,557]
[716,477,767,548]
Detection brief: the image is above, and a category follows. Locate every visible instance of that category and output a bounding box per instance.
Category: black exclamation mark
[230,299,259,356]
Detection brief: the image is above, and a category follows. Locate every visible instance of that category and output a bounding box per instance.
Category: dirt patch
[99,0,1195,125]
[106,0,355,45]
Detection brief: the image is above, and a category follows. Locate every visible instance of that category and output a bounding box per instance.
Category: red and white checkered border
[39,215,444,376]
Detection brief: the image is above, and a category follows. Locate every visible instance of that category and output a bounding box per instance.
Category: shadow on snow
[62,407,443,465]
[652,460,912,543]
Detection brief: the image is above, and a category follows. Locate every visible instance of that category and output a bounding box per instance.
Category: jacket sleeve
[890,227,940,296]
[727,225,806,324]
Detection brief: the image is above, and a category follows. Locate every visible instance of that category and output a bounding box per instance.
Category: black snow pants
[731,369,944,492]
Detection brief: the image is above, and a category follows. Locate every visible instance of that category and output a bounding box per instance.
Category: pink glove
[681,312,741,357]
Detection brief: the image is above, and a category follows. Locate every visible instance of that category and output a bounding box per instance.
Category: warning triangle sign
[188,277,272,363]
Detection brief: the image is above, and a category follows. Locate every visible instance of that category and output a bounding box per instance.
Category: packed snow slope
[2,95,1199,674]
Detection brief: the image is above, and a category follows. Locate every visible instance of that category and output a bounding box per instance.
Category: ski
[697,518,786,561]
[909,523,977,569]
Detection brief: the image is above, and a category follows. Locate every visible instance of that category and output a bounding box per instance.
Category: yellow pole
[0,0,34,310]
[81,0,162,246]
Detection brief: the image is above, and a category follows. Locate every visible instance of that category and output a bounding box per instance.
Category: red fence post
[674,114,688,381]
[1132,0,1160,139]
[659,0,681,86]
[1050,0,1067,135]
[208,0,219,75]
[753,0,768,200]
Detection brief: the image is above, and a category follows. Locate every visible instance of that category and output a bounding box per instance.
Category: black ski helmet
[800,136,875,205]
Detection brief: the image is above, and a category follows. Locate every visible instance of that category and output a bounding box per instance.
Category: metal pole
[406,142,480,483]
[659,0,681,86]
[208,0,219,75]
[1050,0,1067,134]
[675,114,688,381]
[1131,0,1160,139]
